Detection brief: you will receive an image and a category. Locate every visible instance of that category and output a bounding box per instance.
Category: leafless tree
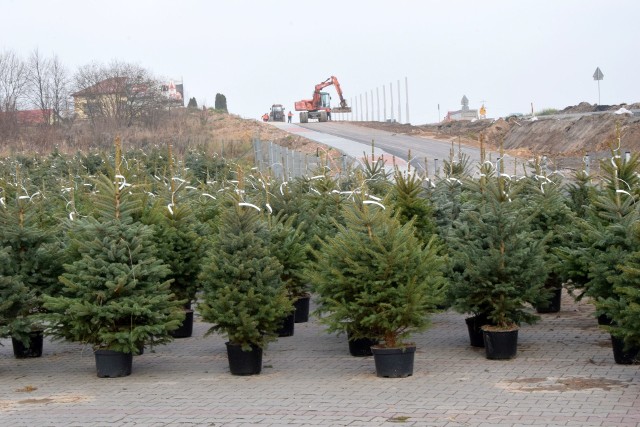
[49,54,71,125]
[26,49,70,126]
[0,50,28,136]
[73,60,169,128]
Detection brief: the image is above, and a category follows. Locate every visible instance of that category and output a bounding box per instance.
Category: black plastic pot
[611,335,640,365]
[293,295,310,323]
[277,312,295,337]
[12,331,44,358]
[170,309,194,338]
[536,286,562,313]
[226,342,262,375]
[371,345,416,378]
[348,336,379,357]
[598,314,613,326]
[465,314,489,347]
[482,328,518,360]
[94,350,133,378]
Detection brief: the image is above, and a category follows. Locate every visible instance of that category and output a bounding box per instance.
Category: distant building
[71,77,127,120]
[446,95,478,121]
[72,77,184,120]
[0,109,53,125]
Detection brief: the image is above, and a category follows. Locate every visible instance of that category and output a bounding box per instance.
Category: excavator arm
[294,76,351,121]
[312,76,349,110]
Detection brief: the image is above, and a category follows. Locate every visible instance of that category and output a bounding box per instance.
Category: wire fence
[253,139,355,180]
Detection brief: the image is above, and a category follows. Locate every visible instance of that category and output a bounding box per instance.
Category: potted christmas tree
[198,194,292,375]
[268,212,308,335]
[0,172,65,358]
[517,160,576,314]
[567,147,640,363]
[142,145,208,339]
[43,139,184,377]
[447,175,547,359]
[308,196,446,377]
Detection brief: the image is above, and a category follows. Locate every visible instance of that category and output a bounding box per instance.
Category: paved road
[1,293,639,426]
[295,122,519,178]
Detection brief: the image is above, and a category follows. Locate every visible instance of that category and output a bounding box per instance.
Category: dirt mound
[356,103,640,171]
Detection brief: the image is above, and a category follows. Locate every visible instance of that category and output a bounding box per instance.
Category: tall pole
[405,76,410,124]
[354,96,358,121]
[350,97,353,121]
[365,92,369,121]
[383,85,387,121]
[359,94,363,121]
[376,87,380,122]
[397,79,402,124]
[370,89,374,122]
[390,82,394,122]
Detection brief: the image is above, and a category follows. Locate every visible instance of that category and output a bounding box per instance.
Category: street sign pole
[593,67,604,105]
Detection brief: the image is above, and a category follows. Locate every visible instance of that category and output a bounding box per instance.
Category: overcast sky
[2,0,639,124]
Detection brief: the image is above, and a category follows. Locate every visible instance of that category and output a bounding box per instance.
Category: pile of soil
[355,101,640,172]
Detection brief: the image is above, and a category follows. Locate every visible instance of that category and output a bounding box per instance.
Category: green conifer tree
[214,93,228,113]
[0,169,64,346]
[44,138,183,353]
[390,168,437,245]
[447,176,547,327]
[308,196,447,347]
[198,194,291,350]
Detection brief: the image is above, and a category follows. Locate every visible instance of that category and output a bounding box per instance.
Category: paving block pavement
[1,291,639,426]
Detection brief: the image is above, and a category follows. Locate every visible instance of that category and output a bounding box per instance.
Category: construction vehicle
[269,104,286,122]
[294,76,352,123]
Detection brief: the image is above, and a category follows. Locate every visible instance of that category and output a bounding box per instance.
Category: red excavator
[294,76,352,123]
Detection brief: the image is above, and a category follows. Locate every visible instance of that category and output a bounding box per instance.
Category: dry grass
[0,109,326,165]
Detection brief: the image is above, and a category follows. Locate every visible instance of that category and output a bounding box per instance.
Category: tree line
[0,48,227,139]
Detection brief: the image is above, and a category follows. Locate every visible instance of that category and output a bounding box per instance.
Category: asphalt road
[297,121,517,177]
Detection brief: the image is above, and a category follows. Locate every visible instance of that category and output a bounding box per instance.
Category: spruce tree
[517,160,576,308]
[43,139,184,353]
[0,170,64,346]
[308,196,447,347]
[187,97,198,109]
[447,176,547,327]
[198,194,291,350]
[142,145,207,306]
[390,168,437,245]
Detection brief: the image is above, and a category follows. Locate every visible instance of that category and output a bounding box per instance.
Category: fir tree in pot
[571,149,640,363]
[268,212,308,334]
[447,175,547,360]
[142,145,208,339]
[198,194,292,375]
[307,195,446,377]
[43,140,184,377]
[0,175,65,358]
[517,160,576,314]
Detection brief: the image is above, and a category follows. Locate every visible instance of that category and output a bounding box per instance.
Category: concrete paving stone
[1,293,639,426]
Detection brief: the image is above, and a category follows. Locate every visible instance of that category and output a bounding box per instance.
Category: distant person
[262,113,269,122]
[287,111,293,123]
[327,110,332,121]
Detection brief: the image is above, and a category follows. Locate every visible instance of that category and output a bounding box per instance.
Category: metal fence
[253,139,354,180]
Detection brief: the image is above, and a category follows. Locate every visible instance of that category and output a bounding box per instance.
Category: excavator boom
[295,76,351,122]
